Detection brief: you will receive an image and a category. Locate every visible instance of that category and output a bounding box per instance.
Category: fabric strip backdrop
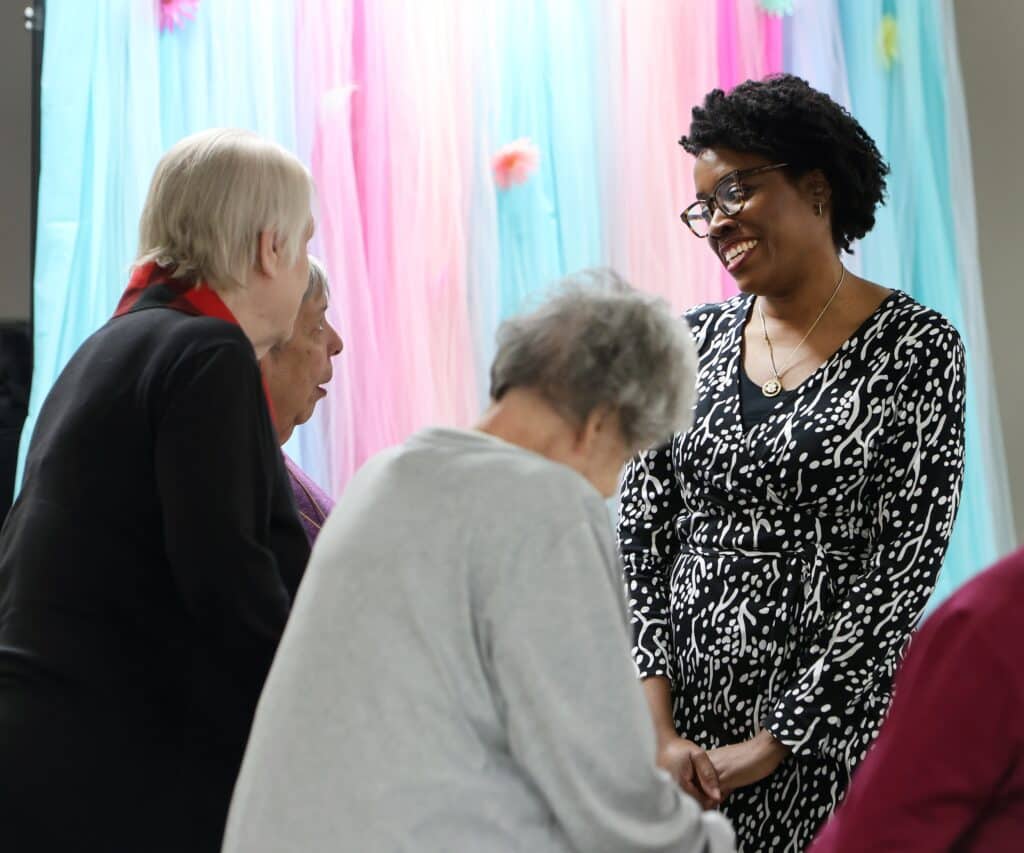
[22,0,1014,605]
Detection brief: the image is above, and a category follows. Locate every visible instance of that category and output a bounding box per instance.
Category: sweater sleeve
[154,340,297,749]
[766,323,966,767]
[483,512,729,853]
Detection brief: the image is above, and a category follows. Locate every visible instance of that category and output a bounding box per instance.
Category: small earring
[814,201,824,217]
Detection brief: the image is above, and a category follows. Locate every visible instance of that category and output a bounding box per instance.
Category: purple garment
[283,454,335,545]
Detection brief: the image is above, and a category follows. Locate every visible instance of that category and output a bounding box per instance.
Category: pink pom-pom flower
[159,0,200,33]
[491,138,540,190]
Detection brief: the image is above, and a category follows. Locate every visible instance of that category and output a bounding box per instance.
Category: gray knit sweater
[223,428,735,853]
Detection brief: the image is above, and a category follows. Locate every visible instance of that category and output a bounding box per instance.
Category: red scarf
[113,262,238,323]
[114,262,278,424]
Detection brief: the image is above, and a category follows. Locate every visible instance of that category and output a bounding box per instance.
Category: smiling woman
[618,75,967,853]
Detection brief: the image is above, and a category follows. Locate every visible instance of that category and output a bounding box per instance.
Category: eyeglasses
[680,163,788,238]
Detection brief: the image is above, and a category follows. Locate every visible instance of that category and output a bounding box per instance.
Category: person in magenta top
[262,256,344,542]
[810,546,1024,852]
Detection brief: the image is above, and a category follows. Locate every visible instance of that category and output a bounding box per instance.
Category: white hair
[136,128,313,290]
[490,269,699,450]
[304,255,329,302]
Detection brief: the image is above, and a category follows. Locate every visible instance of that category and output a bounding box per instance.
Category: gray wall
[955,0,1024,542]
[0,1,31,321]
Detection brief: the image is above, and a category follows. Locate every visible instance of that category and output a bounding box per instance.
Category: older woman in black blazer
[0,129,315,852]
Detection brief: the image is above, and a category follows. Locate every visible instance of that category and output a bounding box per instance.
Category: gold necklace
[756,265,846,398]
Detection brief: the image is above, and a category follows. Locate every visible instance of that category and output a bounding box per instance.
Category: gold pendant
[762,378,782,398]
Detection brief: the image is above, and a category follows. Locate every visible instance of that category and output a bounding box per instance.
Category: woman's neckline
[737,288,903,399]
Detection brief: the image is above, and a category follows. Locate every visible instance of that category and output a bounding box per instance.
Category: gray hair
[304,255,330,302]
[136,128,313,291]
[490,269,698,450]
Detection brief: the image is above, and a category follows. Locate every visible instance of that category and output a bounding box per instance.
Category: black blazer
[0,303,310,852]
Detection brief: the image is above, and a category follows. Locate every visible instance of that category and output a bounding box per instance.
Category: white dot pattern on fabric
[618,291,966,852]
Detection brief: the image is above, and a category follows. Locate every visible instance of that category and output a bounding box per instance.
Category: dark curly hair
[679,74,889,254]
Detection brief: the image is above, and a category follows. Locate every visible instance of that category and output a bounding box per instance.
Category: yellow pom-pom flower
[878,14,900,70]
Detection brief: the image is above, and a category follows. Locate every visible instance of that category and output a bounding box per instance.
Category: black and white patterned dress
[618,291,965,852]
